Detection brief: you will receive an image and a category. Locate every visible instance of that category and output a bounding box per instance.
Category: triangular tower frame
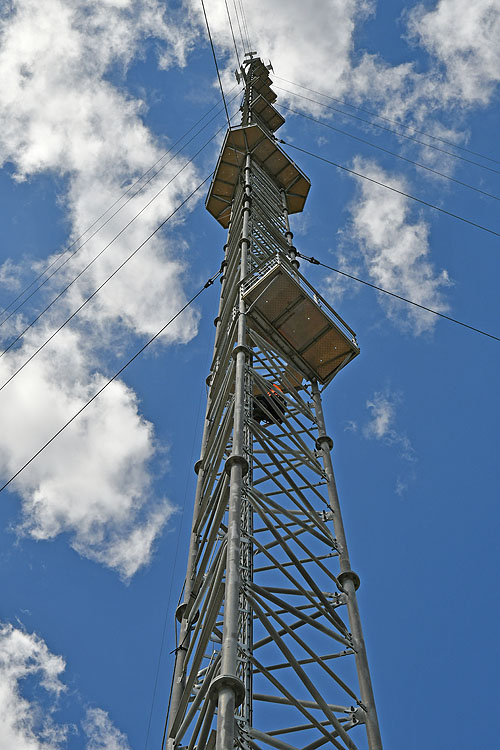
[166,53,382,750]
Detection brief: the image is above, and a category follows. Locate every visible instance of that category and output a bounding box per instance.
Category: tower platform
[242,256,359,384]
[206,124,310,227]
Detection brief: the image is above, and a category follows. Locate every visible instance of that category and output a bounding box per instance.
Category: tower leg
[312,380,383,750]
[215,154,252,749]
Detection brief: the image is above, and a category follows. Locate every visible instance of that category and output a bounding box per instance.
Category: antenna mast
[166,53,382,750]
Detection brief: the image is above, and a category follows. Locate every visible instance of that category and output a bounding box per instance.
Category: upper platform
[242,256,360,385]
[205,124,311,228]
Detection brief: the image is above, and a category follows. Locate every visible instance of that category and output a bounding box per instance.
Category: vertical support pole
[311,381,383,750]
[167,248,230,742]
[214,154,252,750]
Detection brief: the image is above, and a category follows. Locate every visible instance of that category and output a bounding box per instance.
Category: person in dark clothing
[253,383,286,425]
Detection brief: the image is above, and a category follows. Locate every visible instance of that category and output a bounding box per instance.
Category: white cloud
[0,325,174,580]
[0,623,67,750]
[321,245,363,306]
[364,392,395,440]
[408,0,500,106]
[0,1,200,577]
[395,476,411,496]
[363,389,416,462]
[0,623,131,750]
[344,419,358,433]
[0,259,22,292]
[82,708,130,750]
[0,0,201,340]
[1,1,179,176]
[182,0,376,104]
[334,157,451,334]
[179,0,500,157]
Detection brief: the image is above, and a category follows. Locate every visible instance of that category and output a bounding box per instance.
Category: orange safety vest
[267,383,283,396]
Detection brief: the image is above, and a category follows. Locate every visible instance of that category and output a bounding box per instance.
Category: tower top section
[205,54,311,228]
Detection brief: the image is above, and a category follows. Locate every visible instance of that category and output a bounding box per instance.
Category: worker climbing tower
[166,53,382,750]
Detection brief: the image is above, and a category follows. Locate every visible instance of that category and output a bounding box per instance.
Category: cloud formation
[0,0,205,577]
[408,0,500,106]
[0,623,131,750]
[183,0,500,129]
[334,157,451,334]
[363,389,417,495]
[82,708,130,750]
[0,623,67,750]
[0,325,174,579]
[363,389,416,463]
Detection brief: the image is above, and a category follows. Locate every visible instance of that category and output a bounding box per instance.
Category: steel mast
[166,53,382,750]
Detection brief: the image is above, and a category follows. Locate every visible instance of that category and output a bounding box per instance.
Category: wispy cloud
[363,389,416,462]
[363,389,417,495]
[83,708,130,750]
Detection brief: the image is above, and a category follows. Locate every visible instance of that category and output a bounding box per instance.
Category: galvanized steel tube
[311,380,382,750]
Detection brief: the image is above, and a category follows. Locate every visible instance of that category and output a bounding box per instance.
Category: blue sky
[0,1,499,748]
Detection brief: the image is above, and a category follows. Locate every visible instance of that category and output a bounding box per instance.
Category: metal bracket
[315,434,334,451]
[319,509,334,522]
[325,590,348,607]
[351,705,367,724]
[225,454,250,476]
[209,674,246,707]
[175,602,187,622]
[231,344,252,360]
[338,570,361,592]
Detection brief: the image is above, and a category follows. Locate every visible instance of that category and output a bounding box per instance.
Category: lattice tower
[166,53,382,750]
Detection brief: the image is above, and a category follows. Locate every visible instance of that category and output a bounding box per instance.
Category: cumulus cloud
[0,324,175,580]
[407,0,500,106]
[2,1,181,176]
[82,708,130,750]
[0,623,67,750]
[0,0,201,339]
[0,0,202,577]
[330,157,451,334]
[0,623,131,750]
